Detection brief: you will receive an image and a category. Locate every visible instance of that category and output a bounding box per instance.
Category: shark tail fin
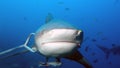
[96,45,111,59]
[0,33,37,60]
[45,13,54,23]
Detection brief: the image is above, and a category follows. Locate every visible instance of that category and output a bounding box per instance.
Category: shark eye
[75,30,83,43]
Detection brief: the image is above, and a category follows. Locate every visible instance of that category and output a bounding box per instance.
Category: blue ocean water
[0,0,120,68]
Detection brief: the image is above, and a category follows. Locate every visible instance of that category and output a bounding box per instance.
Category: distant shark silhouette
[96,44,120,59]
[0,13,92,68]
[114,0,119,5]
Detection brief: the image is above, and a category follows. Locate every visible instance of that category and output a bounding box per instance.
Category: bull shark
[0,13,92,68]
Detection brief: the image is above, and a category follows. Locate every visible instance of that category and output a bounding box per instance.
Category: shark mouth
[41,41,80,47]
[35,29,83,48]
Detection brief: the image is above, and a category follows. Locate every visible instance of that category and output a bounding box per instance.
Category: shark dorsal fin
[45,13,54,23]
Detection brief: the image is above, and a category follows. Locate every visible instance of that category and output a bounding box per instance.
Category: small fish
[101,37,107,41]
[93,59,98,63]
[58,1,64,5]
[96,44,120,59]
[23,17,27,21]
[65,8,70,11]
[112,44,116,47]
[109,62,112,64]
[91,39,97,42]
[85,46,89,52]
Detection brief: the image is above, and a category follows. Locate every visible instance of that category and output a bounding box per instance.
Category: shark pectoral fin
[79,57,93,68]
[64,50,92,68]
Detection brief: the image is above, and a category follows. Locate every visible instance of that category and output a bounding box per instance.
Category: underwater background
[0,0,120,68]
